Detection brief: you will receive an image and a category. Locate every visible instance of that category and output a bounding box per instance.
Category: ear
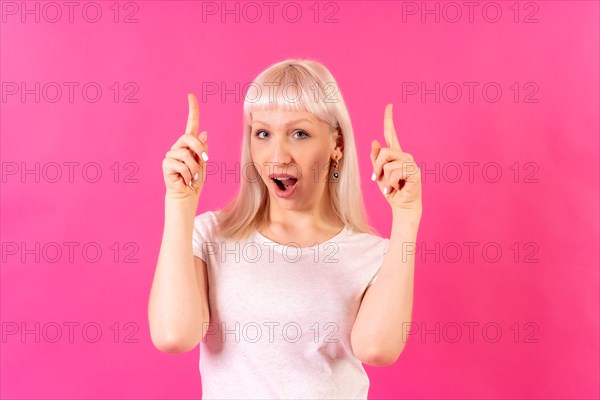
[332,128,344,155]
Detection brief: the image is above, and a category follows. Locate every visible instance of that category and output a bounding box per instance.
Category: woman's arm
[351,210,419,366]
[148,195,210,353]
[352,103,422,366]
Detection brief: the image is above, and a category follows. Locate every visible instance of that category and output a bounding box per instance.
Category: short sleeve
[366,238,390,288]
[192,210,219,264]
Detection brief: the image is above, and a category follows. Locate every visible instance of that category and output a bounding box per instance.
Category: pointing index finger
[186,93,200,136]
[384,103,402,151]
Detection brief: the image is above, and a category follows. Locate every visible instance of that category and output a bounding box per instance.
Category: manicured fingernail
[194,172,199,181]
[371,172,376,181]
[188,179,193,187]
[201,151,209,162]
[383,187,388,195]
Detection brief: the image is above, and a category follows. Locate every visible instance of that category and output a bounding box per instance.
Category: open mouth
[271,177,298,191]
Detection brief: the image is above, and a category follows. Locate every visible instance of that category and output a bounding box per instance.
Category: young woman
[149,59,422,399]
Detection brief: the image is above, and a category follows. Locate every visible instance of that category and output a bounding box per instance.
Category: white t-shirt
[192,210,390,400]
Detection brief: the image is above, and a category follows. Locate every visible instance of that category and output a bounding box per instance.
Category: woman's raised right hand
[162,93,209,199]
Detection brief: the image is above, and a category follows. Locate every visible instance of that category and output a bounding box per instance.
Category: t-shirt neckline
[254,224,350,250]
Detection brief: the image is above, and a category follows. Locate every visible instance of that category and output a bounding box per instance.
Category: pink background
[1,1,598,399]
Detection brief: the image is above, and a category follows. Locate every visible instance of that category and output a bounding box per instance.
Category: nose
[269,135,293,166]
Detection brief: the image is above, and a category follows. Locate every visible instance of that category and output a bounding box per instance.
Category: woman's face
[250,108,341,209]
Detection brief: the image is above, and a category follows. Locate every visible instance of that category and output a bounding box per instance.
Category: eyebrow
[251,119,313,127]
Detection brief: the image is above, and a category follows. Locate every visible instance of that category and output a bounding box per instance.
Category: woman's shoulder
[344,226,389,250]
[338,228,390,264]
[193,209,223,238]
[195,209,221,222]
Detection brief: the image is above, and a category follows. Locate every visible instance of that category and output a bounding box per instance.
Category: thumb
[370,139,382,167]
[199,131,209,161]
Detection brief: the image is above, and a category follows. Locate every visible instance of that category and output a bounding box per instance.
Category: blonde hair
[215,58,381,240]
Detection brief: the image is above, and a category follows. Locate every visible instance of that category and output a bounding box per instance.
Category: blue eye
[255,130,268,139]
[294,130,309,138]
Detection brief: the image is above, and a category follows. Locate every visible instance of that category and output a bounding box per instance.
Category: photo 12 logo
[403,321,540,344]
[401,81,540,104]
[1,161,139,184]
[2,321,140,343]
[200,1,340,24]
[400,1,540,24]
[1,82,140,103]
[2,241,140,264]
[201,321,340,344]
[1,2,140,24]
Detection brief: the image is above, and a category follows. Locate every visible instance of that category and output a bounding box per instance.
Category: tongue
[282,179,297,188]
[282,178,298,188]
